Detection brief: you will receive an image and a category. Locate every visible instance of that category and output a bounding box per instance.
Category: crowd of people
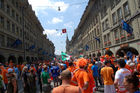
[0,54,140,93]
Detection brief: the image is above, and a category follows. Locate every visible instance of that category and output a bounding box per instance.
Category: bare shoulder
[52,86,62,93]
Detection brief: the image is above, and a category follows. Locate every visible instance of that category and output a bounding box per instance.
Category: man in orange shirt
[2,67,8,88]
[72,58,89,93]
[67,62,76,73]
[86,64,96,93]
[137,56,140,72]
[100,60,116,93]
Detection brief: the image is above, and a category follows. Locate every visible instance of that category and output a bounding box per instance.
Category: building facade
[0,0,55,63]
[67,0,140,57]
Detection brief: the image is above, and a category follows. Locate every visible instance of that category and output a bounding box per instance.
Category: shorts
[104,85,116,93]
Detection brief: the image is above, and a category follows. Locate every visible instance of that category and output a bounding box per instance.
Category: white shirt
[126,59,132,65]
[115,68,131,87]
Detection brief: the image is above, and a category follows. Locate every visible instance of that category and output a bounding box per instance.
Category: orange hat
[77,58,87,68]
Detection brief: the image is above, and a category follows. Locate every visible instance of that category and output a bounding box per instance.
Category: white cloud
[43,29,62,36]
[52,17,63,24]
[64,21,74,29]
[55,50,61,55]
[28,0,69,13]
[47,17,63,24]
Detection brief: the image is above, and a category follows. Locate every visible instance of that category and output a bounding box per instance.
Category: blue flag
[85,45,89,51]
[95,37,100,43]
[126,51,133,59]
[42,51,46,55]
[38,48,42,51]
[11,39,22,47]
[122,20,133,34]
[42,51,48,55]
[29,45,35,50]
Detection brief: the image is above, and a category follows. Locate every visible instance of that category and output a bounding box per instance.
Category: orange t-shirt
[87,70,95,93]
[137,63,140,72]
[125,64,131,71]
[67,66,76,73]
[2,69,8,84]
[72,69,89,93]
[21,65,25,71]
[100,67,114,85]
[52,85,80,93]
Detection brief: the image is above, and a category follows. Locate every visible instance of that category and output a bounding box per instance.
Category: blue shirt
[63,64,67,70]
[91,65,98,77]
[134,91,140,93]
[51,66,59,77]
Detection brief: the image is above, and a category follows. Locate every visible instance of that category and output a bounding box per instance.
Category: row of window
[0,34,41,51]
[0,0,34,33]
[111,0,121,9]
[0,15,22,37]
[0,14,36,43]
[104,26,134,47]
[112,2,130,26]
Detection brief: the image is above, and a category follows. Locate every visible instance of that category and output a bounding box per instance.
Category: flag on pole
[95,37,100,43]
[61,52,70,61]
[28,45,35,50]
[11,39,22,47]
[38,48,42,52]
[85,45,89,51]
[121,20,133,34]
[62,29,67,33]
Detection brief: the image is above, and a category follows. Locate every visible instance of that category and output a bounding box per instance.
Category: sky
[28,0,89,55]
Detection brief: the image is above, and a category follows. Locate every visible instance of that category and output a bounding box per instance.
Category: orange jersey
[2,69,8,84]
[137,63,140,72]
[100,67,114,85]
[21,65,25,71]
[72,69,89,93]
[87,70,95,93]
[67,66,76,73]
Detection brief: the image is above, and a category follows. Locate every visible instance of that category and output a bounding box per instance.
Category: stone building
[67,0,140,57]
[0,0,55,63]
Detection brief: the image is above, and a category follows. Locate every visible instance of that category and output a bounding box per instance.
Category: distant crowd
[0,54,140,93]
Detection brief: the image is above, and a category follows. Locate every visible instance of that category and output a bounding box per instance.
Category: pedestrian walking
[22,66,30,93]
[41,66,52,93]
[7,68,18,93]
[114,59,131,93]
[72,58,90,93]
[0,69,6,93]
[91,61,99,88]
[100,60,116,93]
[28,68,37,93]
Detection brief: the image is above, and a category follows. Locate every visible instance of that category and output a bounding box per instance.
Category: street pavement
[18,79,104,93]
